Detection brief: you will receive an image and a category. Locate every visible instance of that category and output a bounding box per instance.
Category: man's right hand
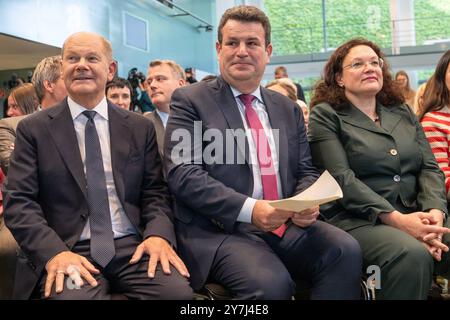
[44,251,100,298]
[251,200,294,232]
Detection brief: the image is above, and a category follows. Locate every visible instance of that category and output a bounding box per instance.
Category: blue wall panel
[0,0,216,76]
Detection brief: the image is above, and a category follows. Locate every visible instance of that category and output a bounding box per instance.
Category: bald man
[4,32,192,300]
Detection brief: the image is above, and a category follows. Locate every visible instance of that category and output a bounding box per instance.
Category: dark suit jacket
[145,111,165,159]
[0,115,28,174]
[295,82,305,103]
[3,98,174,299]
[164,76,319,290]
[308,102,447,232]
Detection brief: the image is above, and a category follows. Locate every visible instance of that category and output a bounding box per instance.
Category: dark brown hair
[418,50,450,119]
[395,70,412,90]
[105,77,133,95]
[10,83,39,115]
[310,38,404,109]
[218,5,271,47]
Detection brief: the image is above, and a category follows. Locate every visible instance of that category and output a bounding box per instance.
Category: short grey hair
[32,55,62,102]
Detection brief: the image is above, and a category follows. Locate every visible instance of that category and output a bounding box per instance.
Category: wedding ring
[56,270,65,274]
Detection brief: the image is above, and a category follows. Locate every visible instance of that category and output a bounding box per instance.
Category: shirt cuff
[237,197,257,224]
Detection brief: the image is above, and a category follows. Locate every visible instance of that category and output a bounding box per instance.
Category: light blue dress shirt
[156,109,169,128]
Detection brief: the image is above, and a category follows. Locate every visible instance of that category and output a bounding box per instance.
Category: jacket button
[393,175,401,182]
[81,213,88,220]
[390,149,398,156]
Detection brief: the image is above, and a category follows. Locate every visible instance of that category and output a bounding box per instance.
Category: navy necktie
[83,110,115,267]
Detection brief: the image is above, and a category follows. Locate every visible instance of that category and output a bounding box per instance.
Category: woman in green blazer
[308,38,450,299]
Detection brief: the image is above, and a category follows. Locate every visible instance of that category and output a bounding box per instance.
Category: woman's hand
[421,209,447,261]
[380,210,450,260]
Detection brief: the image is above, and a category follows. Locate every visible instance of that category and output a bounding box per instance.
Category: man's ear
[265,43,273,61]
[215,41,221,55]
[43,80,54,93]
[107,61,117,82]
[179,78,186,87]
[216,41,222,64]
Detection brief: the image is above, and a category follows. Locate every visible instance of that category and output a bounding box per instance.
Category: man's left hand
[291,206,320,228]
[129,236,190,279]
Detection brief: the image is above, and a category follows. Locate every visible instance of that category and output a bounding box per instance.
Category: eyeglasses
[343,58,384,70]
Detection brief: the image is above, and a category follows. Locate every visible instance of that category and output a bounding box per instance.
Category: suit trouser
[208,220,362,300]
[34,234,193,300]
[348,220,450,300]
[0,217,18,300]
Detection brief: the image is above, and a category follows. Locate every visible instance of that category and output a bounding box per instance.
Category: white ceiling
[0,34,61,71]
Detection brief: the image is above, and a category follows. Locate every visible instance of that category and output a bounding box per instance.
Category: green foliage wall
[414,0,450,45]
[264,0,450,56]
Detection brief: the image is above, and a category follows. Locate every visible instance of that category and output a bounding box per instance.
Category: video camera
[127,68,146,90]
[127,68,146,113]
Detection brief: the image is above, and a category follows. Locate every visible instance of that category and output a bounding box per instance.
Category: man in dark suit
[164,5,362,299]
[3,32,192,300]
[145,60,186,159]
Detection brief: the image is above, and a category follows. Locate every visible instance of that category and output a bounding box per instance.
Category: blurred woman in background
[266,78,310,129]
[6,83,39,117]
[395,70,416,109]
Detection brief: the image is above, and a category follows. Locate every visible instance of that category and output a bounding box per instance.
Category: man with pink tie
[164,5,362,299]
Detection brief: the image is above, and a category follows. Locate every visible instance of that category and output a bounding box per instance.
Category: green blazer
[308,101,447,231]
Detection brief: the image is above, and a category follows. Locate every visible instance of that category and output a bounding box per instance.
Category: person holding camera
[127,68,154,113]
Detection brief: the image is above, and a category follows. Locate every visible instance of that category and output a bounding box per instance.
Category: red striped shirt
[421,111,450,194]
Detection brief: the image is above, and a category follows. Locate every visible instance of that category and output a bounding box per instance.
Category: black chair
[195,279,375,300]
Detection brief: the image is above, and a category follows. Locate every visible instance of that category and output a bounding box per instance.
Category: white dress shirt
[67,97,137,240]
[230,86,283,223]
[156,109,169,128]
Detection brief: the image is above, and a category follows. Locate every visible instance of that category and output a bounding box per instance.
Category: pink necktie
[239,94,286,237]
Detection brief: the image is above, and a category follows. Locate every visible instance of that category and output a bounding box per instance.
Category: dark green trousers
[349,220,450,300]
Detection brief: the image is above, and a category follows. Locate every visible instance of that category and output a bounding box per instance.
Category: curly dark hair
[418,50,450,119]
[310,38,404,110]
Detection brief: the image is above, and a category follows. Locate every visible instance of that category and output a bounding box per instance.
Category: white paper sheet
[269,170,342,212]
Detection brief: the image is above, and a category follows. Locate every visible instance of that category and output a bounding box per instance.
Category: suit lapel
[260,88,288,195]
[378,103,402,134]
[47,100,87,199]
[212,77,251,166]
[337,102,387,135]
[337,102,402,136]
[153,112,165,157]
[108,103,131,203]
